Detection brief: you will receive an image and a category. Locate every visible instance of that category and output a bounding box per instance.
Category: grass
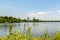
[0,24,60,40]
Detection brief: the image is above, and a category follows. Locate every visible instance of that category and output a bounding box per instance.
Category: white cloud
[28,11,48,16]
[27,11,48,19]
[37,12,47,15]
[27,11,60,20]
[27,11,53,17]
[28,13,37,17]
[57,10,60,13]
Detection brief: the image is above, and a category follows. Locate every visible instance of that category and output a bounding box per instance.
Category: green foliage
[0,16,60,23]
[0,16,21,23]
[9,24,13,35]
[0,25,60,40]
[0,18,3,23]
[17,18,21,23]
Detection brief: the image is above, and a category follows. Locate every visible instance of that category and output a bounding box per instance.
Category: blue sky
[0,0,60,20]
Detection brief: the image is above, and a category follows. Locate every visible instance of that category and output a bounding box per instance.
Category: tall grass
[0,24,60,40]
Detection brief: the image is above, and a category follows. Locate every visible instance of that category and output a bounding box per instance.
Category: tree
[33,17,36,22]
[17,18,21,23]
[4,16,9,22]
[23,19,27,22]
[13,18,17,22]
[9,16,14,23]
[33,17,39,22]
[27,17,30,22]
[0,18,3,23]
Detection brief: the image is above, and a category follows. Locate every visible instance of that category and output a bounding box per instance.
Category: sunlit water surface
[0,22,60,36]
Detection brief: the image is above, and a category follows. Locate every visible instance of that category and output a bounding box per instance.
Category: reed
[0,24,60,40]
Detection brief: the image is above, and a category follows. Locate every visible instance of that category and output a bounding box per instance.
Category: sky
[0,0,60,20]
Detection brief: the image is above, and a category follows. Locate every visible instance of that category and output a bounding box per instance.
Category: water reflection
[32,23,40,35]
[27,22,30,27]
[0,23,9,36]
[33,22,39,27]
[0,22,60,36]
[18,23,20,27]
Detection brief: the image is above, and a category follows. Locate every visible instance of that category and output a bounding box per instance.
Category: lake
[0,22,60,36]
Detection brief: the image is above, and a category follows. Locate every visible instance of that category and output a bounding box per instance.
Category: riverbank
[0,16,60,23]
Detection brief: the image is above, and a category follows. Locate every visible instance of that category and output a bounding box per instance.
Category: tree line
[0,16,60,23]
[0,16,41,23]
[0,16,21,23]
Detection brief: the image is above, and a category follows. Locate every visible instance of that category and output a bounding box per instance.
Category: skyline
[0,0,60,20]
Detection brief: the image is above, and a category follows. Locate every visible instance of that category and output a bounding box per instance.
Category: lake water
[0,22,60,36]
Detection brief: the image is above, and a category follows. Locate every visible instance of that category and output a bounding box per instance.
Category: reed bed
[0,24,60,40]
